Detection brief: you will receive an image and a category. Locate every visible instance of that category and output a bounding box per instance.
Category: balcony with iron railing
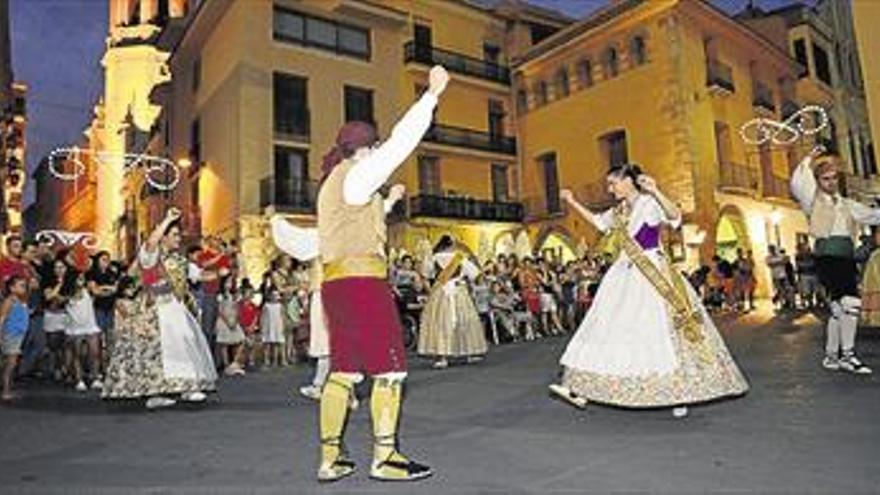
[523,195,562,221]
[404,41,511,85]
[752,82,776,114]
[718,162,758,193]
[259,177,317,214]
[423,124,517,156]
[406,194,524,222]
[524,180,614,221]
[706,59,735,95]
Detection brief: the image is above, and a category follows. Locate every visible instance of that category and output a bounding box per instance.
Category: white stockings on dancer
[312,356,330,388]
[828,296,860,357]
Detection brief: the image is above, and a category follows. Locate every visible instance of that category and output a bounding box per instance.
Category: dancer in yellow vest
[791,145,878,374]
[312,65,448,482]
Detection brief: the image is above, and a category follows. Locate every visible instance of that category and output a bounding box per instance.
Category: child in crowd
[1,276,29,400]
[285,287,307,365]
[238,285,261,368]
[216,276,246,376]
[43,259,70,382]
[65,271,103,392]
[260,287,286,367]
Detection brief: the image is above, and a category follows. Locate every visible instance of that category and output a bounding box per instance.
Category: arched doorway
[534,226,577,262]
[714,205,751,262]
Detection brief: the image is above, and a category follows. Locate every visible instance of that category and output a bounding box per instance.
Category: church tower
[95,0,189,254]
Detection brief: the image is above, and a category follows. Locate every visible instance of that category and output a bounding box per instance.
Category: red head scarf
[321,121,378,181]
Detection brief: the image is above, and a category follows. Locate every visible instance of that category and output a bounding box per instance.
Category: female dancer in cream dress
[549,164,748,417]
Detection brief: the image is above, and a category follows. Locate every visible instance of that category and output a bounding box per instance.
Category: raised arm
[145,208,181,254]
[790,145,826,214]
[637,175,681,228]
[343,66,449,206]
[560,189,611,232]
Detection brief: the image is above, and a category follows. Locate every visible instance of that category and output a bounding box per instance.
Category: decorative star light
[47,147,181,191]
[36,230,99,249]
[739,104,829,146]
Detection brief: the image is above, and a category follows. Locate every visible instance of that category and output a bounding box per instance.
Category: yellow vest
[317,159,387,263]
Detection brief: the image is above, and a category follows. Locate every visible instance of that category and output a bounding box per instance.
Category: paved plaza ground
[1,304,878,494]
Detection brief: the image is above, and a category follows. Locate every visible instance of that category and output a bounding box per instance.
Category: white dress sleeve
[270,216,320,261]
[460,258,480,280]
[790,155,817,215]
[645,195,681,229]
[592,208,616,233]
[343,92,438,206]
[138,245,159,269]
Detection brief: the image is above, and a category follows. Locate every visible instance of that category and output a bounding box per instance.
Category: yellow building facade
[153,0,566,277]
[513,0,814,295]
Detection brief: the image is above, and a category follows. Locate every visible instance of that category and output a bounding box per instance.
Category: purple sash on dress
[633,224,660,250]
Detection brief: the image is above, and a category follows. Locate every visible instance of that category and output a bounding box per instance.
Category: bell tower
[95,0,189,254]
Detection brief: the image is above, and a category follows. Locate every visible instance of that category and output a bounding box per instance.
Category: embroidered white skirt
[560,249,748,407]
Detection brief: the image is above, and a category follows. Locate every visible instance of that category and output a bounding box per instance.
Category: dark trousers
[19,314,46,376]
[200,293,219,354]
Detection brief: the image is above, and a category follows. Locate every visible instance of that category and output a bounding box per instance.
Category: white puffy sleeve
[343,93,438,206]
[847,199,880,226]
[592,208,616,233]
[644,195,681,229]
[138,245,159,269]
[460,258,480,280]
[271,216,320,261]
[791,155,817,215]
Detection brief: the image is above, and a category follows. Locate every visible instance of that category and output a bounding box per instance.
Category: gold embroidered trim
[611,213,710,361]
[323,255,387,281]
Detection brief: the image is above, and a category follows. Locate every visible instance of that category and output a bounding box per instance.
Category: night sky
[10,0,814,205]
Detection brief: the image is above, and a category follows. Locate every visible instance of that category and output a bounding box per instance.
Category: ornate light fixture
[739,104,829,147]
[47,147,181,191]
[36,230,99,249]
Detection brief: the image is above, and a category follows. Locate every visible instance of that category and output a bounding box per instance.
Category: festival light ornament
[739,104,829,147]
[47,147,181,191]
[36,230,99,249]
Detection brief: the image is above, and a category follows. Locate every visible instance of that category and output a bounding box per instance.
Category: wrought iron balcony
[706,59,735,95]
[752,82,776,113]
[423,124,517,155]
[523,181,613,221]
[404,41,511,85]
[259,177,317,214]
[718,162,758,192]
[408,194,524,222]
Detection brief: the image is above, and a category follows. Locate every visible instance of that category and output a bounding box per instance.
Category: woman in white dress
[133,208,217,409]
[418,235,488,369]
[549,164,748,417]
[64,271,103,392]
